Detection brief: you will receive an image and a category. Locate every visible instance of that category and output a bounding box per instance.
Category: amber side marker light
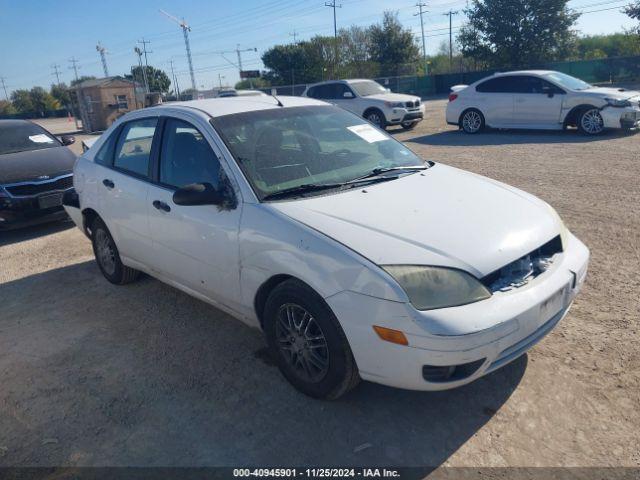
[373,326,409,346]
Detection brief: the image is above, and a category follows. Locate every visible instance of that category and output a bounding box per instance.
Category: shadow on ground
[409,128,633,146]
[0,220,74,247]
[0,261,526,467]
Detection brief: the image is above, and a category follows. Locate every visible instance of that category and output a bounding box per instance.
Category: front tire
[264,279,360,399]
[460,108,485,134]
[365,109,387,130]
[578,107,604,135]
[91,217,140,285]
[401,120,418,130]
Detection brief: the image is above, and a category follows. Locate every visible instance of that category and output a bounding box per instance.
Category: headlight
[384,101,405,108]
[605,97,632,108]
[383,265,491,310]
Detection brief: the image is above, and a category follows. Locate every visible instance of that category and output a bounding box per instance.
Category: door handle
[152,200,171,212]
[102,179,115,189]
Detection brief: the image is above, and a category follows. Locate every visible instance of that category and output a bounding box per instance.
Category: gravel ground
[1,102,638,468]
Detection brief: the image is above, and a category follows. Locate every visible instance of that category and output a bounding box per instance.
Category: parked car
[0,120,76,229]
[446,70,640,135]
[302,79,425,130]
[64,97,589,399]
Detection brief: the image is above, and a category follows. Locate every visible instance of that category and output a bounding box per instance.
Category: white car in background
[63,96,589,399]
[303,79,425,130]
[446,70,640,135]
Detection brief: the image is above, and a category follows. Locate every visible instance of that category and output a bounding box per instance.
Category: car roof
[159,95,328,118]
[0,119,37,127]
[306,78,375,88]
[492,70,555,77]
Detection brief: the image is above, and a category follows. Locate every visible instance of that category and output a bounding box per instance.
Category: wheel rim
[275,303,329,383]
[581,109,604,134]
[95,229,116,275]
[462,111,482,132]
[402,121,413,128]
[367,113,382,127]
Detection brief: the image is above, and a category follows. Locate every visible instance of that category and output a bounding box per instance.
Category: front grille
[482,235,563,292]
[405,100,420,108]
[5,175,73,197]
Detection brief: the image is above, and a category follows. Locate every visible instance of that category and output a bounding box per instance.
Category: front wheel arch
[563,104,600,128]
[363,107,387,128]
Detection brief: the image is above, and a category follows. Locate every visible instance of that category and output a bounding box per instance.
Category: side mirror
[343,91,354,98]
[541,86,554,98]
[60,135,75,146]
[173,182,224,206]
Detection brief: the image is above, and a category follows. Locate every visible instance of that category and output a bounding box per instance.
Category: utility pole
[169,60,180,98]
[325,1,341,78]
[414,3,428,76]
[289,30,299,43]
[0,77,8,101]
[51,64,62,85]
[218,73,225,89]
[96,42,109,77]
[138,38,152,70]
[443,10,459,71]
[134,47,149,93]
[68,57,80,82]
[289,32,299,95]
[159,10,197,92]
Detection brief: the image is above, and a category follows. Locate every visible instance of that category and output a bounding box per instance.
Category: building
[74,77,142,132]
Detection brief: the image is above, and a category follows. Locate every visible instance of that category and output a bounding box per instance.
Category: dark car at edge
[0,120,76,230]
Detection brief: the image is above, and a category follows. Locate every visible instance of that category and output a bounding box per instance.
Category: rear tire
[263,279,360,399]
[91,217,140,285]
[460,108,485,134]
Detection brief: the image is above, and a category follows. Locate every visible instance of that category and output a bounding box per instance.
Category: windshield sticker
[29,134,54,144]
[347,124,389,143]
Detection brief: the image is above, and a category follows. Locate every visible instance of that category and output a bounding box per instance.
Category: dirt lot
[1,101,639,469]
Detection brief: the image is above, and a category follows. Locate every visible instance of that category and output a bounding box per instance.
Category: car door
[512,76,565,127]
[146,115,243,310]
[330,83,359,115]
[97,117,159,266]
[474,76,516,126]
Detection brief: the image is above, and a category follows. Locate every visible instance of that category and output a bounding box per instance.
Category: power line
[414,3,429,75]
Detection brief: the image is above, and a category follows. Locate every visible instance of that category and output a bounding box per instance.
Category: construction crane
[96,42,109,77]
[159,9,197,92]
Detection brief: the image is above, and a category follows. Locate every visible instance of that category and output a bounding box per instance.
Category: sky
[0,0,635,96]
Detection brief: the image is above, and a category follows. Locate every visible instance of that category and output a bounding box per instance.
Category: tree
[50,83,71,106]
[262,37,333,85]
[29,87,60,116]
[625,1,640,34]
[368,11,420,75]
[0,100,16,116]
[10,89,33,114]
[125,66,171,93]
[70,76,96,86]
[459,0,580,68]
[235,77,270,89]
[574,33,640,59]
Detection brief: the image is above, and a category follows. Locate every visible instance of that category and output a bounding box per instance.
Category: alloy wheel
[275,303,329,383]
[95,229,116,276]
[581,109,604,135]
[367,113,383,127]
[462,111,482,133]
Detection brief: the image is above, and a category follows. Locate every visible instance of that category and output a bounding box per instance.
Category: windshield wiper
[349,165,428,183]
[262,182,346,200]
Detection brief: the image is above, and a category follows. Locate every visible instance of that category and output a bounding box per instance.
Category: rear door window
[113,118,158,178]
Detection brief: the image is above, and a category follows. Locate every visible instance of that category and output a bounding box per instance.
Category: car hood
[365,92,420,103]
[580,87,640,101]
[0,146,76,184]
[270,164,561,277]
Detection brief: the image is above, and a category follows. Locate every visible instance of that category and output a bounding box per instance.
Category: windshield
[544,72,592,91]
[349,80,387,97]
[211,105,425,200]
[0,122,60,155]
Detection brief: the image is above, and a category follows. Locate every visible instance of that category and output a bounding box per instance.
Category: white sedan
[446,70,640,135]
[63,96,589,399]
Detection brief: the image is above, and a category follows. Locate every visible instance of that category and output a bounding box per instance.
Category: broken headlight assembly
[383,265,491,310]
[605,97,632,108]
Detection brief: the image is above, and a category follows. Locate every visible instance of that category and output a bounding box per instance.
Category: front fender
[238,204,407,322]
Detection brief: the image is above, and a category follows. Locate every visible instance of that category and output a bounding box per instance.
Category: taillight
[448,93,458,102]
